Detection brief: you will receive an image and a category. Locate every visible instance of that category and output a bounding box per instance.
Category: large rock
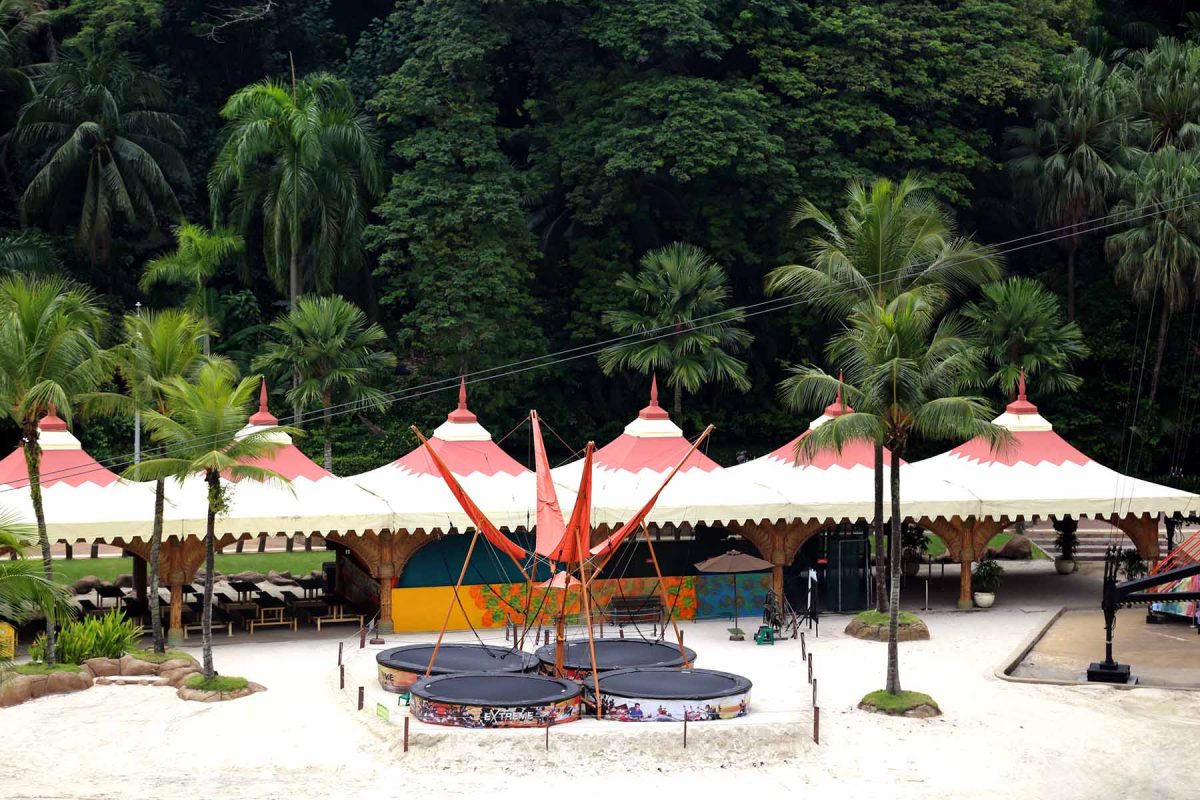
[118,655,159,676]
[159,657,197,672]
[0,676,33,707]
[996,534,1033,560]
[114,574,134,589]
[228,571,266,584]
[70,575,104,595]
[266,570,297,586]
[84,657,120,677]
[46,669,92,694]
[160,667,201,687]
[845,616,930,642]
[25,675,48,699]
[177,680,266,703]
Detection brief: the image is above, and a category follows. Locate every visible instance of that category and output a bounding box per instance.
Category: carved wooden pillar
[920,516,1007,609]
[1111,513,1160,561]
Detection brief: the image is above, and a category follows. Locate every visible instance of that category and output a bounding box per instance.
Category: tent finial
[1018,368,1027,402]
[250,377,279,425]
[458,376,467,410]
[258,378,269,414]
[650,374,659,407]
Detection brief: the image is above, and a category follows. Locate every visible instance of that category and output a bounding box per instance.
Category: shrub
[31,611,144,665]
[973,557,1004,593]
[1053,529,1078,560]
[1119,548,1147,581]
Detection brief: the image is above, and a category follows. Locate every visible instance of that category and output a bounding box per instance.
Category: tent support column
[377,561,395,634]
[167,582,184,645]
[958,561,972,610]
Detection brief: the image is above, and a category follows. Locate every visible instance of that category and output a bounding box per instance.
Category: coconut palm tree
[131,359,294,679]
[600,242,753,419]
[208,72,383,308]
[0,509,74,636]
[0,0,52,210]
[83,309,207,652]
[0,229,56,272]
[140,223,244,354]
[252,295,395,471]
[783,292,1006,696]
[1007,49,1133,321]
[0,274,105,662]
[13,45,188,264]
[963,277,1089,399]
[1106,146,1200,406]
[767,174,1002,612]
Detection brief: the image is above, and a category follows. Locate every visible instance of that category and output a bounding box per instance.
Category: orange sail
[531,410,566,557]
[550,443,593,564]
[412,426,527,563]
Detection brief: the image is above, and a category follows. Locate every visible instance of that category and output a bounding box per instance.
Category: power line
[6,192,1200,491]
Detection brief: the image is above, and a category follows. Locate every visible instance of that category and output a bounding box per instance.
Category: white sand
[6,611,1199,800]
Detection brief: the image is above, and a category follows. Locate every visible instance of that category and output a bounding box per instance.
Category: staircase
[1026,528,1172,562]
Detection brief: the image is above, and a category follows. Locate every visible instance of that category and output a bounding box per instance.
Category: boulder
[228,571,267,584]
[46,669,92,695]
[159,657,197,672]
[70,575,104,595]
[114,574,134,589]
[266,570,297,586]
[84,657,120,677]
[177,680,266,703]
[845,617,930,642]
[160,667,200,687]
[118,655,159,676]
[996,534,1033,560]
[0,676,33,707]
[25,675,48,699]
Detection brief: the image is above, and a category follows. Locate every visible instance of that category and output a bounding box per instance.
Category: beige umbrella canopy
[695,550,774,633]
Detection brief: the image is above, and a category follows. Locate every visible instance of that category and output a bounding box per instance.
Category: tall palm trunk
[323,390,333,472]
[886,448,903,695]
[23,426,55,664]
[873,443,886,613]
[1065,243,1077,322]
[673,383,682,419]
[1149,306,1170,407]
[202,472,218,679]
[149,478,165,653]
[289,244,303,427]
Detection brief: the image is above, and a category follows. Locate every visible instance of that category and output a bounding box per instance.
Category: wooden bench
[248,606,297,634]
[603,595,664,628]
[315,604,363,631]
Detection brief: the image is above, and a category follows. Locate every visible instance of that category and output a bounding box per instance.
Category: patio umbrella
[694,550,773,633]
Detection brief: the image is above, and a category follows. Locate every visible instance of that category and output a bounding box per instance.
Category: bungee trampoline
[409,672,582,728]
[376,643,539,694]
[535,637,697,679]
[583,667,752,722]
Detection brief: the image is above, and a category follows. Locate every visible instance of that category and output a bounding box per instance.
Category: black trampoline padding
[376,643,538,675]
[535,638,697,672]
[412,672,581,706]
[597,668,752,700]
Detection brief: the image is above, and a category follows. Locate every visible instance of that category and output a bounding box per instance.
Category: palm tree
[252,295,395,471]
[1106,146,1200,407]
[0,229,56,272]
[84,309,207,652]
[1007,48,1133,321]
[0,509,74,641]
[0,0,52,210]
[1127,38,1200,152]
[131,359,294,679]
[963,277,1089,399]
[783,292,1006,696]
[140,223,244,354]
[13,45,189,263]
[600,243,753,419]
[0,274,105,663]
[767,174,1002,612]
[208,72,383,308]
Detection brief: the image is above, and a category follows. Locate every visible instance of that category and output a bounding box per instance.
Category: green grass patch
[854,610,922,626]
[13,662,87,675]
[127,649,193,664]
[860,689,940,715]
[51,551,329,587]
[867,533,948,559]
[987,532,1050,560]
[185,674,248,692]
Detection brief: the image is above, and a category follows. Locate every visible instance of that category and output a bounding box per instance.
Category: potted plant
[1053,529,1079,575]
[1119,548,1147,581]
[901,524,928,578]
[972,557,1004,608]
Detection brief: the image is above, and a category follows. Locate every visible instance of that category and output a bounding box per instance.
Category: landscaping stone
[159,667,200,687]
[46,669,92,694]
[158,658,196,672]
[84,657,121,677]
[25,675,48,699]
[228,571,267,584]
[266,570,297,586]
[118,655,159,676]
[177,681,266,703]
[114,574,134,589]
[996,534,1033,560]
[70,575,104,595]
[845,617,930,642]
[0,676,33,707]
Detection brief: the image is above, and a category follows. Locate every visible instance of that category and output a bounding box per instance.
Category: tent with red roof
[551,378,792,527]
[350,379,534,532]
[0,407,161,541]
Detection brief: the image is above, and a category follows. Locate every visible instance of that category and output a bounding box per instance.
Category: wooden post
[807,654,812,684]
[813,706,820,744]
[958,559,973,610]
[357,686,364,710]
[545,723,550,751]
[167,581,184,646]
[800,631,806,659]
[360,627,366,649]
[683,716,688,749]
[812,677,817,707]
[403,717,410,753]
[339,665,345,689]
[338,642,343,665]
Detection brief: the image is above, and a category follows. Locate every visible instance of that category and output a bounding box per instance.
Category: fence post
[357,686,364,711]
[360,627,366,649]
[403,716,410,753]
[339,664,344,689]
[800,631,806,659]
[338,642,343,665]
[813,706,820,744]
[812,677,817,708]
[545,723,550,751]
[683,716,688,749]
[807,653,813,684]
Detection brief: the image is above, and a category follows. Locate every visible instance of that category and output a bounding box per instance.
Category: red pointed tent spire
[1006,368,1038,415]
[639,374,670,420]
[40,403,68,432]
[447,376,478,423]
[823,371,854,417]
[249,378,279,425]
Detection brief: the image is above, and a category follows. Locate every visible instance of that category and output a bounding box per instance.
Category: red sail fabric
[413,427,528,563]
[551,443,593,565]
[591,426,713,559]
[531,411,566,558]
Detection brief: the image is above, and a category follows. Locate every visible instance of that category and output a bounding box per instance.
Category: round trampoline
[583,668,752,722]
[409,672,582,728]
[535,637,697,679]
[376,643,538,694]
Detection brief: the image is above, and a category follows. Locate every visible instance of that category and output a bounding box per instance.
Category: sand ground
[6,604,1200,800]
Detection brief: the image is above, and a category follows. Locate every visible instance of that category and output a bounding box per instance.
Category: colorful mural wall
[695,573,772,620]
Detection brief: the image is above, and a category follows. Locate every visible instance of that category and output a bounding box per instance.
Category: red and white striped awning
[553,379,793,527]
[350,380,534,531]
[905,378,1198,519]
[0,408,161,540]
